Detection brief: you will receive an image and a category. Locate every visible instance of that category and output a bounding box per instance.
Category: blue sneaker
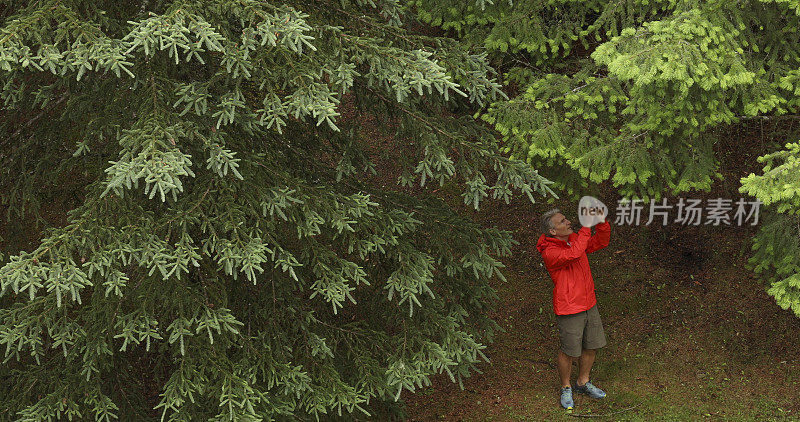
[560,386,574,409]
[574,381,606,399]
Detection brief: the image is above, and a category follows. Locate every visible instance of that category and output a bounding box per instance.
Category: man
[536,208,611,410]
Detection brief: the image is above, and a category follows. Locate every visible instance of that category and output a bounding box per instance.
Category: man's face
[549,213,573,237]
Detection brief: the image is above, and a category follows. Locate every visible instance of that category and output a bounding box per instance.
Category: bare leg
[576,348,597,386]
[558,350,575,388]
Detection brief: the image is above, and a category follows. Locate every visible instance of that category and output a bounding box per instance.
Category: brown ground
[396,188,800,421]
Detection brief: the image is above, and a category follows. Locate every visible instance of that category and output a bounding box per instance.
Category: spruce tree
[0,1,554,419]
[411,0,800,317]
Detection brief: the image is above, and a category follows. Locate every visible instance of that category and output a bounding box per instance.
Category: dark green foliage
[0,1,554,419]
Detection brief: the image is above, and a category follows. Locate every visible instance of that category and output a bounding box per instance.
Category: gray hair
[541,208,561,235]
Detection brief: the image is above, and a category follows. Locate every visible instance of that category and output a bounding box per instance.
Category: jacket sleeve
[541,227,592,270]
[586,221,611,254]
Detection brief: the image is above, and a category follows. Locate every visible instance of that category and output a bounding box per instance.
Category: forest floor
[398,192,800,421]
[341,107,800,421]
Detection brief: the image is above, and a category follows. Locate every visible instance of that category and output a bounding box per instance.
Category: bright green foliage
[411,0,679,63]
[413,0,800,198]
[741,142,800,316]
[413,0,800,316]
[0,1,554,420]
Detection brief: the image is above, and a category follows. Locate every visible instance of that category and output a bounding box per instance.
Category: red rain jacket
[536,221,611,315]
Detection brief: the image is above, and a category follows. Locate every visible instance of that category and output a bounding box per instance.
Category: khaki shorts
[556,304,607,358]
